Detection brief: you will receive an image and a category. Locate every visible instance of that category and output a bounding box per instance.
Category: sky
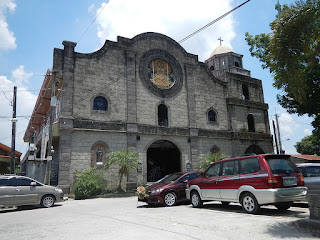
[0,0,313,157]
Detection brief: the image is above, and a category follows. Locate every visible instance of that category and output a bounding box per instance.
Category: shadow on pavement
[192,202,309,218]
[265,221,316,239]
[0,204,63,213]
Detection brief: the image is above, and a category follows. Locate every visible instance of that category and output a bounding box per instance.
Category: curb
[70,192,137,200]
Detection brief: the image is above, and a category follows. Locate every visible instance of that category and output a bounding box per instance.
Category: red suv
[186,154,307,214]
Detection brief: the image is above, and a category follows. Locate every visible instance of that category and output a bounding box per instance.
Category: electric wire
[178,0,251,43]
[77,2,108,44]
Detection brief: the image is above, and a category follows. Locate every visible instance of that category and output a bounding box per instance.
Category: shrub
[73,167,107,200]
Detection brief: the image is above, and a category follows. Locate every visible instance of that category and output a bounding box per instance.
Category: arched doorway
[245,144,264,155]
[147,140,181,182]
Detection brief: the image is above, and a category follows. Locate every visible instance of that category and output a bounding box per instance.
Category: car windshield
[300,166,320,177]
[159,173,183,184]
[266,156,300,174]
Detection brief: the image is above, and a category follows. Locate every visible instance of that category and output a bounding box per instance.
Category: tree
[199,151,228,171]
[295,134,320,155]
[105,150,140,191]
[245,0,320,136]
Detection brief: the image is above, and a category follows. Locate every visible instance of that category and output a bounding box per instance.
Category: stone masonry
[51,32,273,192]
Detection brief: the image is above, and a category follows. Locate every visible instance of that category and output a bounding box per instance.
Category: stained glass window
[148,59,175,89]
[93,96,108,111]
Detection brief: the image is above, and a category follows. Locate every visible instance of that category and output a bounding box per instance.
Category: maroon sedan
[138,172,199,206]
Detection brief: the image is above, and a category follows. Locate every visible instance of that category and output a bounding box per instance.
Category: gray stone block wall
[51,32,274,190]
[72,49,127,122]
[193,67,229,130]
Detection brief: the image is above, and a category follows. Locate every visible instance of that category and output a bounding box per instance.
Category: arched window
[208,110,217,123]
[210,146,220,154]
[242,84,250,100]
[235,62,240,67]
[93,96,108,111]
[247,114,255,132]
[158,104,168,127]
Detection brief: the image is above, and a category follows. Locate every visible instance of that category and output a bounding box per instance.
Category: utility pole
[272,120,279,154]
[275,114,284,154]
[44,71,56,185]
[10,86,17,174]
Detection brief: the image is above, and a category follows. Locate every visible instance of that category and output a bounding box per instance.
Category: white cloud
[12,65,33,86]
[0,66,37,155]
[304,128,312,136]
[88,4,95,13]
[0,0,16,51]
[94,0,235,61]
[278,113,299,140]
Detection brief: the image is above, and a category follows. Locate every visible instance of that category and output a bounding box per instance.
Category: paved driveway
[0,197,316,240]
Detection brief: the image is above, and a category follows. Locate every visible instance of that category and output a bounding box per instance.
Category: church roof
[209,45,234,58]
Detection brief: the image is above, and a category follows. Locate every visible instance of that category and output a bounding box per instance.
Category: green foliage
[295,134,320,155]
[105,150,140,191]
[73,167,107,200]
[199,152,228,171]
[245,0,320,135]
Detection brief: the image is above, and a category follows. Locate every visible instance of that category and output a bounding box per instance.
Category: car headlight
[151,188,164,194]
[55,188,63,193]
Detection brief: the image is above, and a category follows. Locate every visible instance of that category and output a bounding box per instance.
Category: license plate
[283,177,297,186]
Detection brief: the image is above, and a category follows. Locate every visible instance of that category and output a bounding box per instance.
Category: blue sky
[0,0,313,156]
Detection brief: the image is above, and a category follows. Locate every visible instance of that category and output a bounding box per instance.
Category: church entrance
[147,140,181,182]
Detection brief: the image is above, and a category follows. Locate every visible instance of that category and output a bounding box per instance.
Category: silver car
[0,175,64,208]
[297,163,320,195]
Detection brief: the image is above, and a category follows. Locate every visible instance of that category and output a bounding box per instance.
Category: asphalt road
[0,197,316,240]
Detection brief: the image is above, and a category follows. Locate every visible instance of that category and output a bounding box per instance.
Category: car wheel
[41,195,55,208]
[241,193,260,214]
[275,202,292,211]
[164,192,177,207]
[191,191,203,208]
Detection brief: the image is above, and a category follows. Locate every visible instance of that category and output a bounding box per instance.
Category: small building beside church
[24,32,273,192]
[0,143,21,174]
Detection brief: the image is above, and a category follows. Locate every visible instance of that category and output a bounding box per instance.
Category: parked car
[186,154,307,214]
[296,163,320,195]
[0,175,64,208]
[138,172,200,206]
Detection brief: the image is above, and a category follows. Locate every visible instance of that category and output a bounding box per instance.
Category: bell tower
[205,38,250,81]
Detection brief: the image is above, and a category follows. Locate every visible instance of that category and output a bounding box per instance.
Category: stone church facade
[26,32,273,192]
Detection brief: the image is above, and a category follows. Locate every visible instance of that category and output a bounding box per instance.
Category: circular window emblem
[148,59,175,89]
[139,49,183,98]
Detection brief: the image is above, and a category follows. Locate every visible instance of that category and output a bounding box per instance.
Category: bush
[73,167,107,200]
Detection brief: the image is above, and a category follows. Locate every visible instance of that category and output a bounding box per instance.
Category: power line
[272,114,312,126]
[179,0,251,43]
[0,129,26,141]
[0,74,46,77]
[77,2,108,44]
[1,91,12,106]
[0,89,41,93]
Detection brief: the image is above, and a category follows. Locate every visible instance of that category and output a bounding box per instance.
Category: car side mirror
[183,179,188,184]
[30,182,37,186]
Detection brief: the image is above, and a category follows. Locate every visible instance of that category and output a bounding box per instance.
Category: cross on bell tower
[218,37,223,46]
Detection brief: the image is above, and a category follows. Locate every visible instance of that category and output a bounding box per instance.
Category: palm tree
[105,150,140,191]
[199,151,228,171]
